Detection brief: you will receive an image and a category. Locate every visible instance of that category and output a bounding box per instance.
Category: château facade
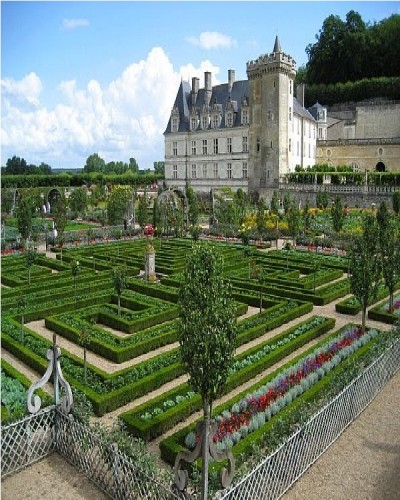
[164,37,317,196]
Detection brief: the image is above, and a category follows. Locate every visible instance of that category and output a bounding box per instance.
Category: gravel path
[283,368,400,500]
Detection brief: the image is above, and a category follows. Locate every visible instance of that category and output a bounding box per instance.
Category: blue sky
[1,1,399,170]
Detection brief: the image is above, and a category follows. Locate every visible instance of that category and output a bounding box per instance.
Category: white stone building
[164,37,317,196]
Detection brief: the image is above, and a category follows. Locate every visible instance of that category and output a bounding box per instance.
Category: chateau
[164,37,400,197]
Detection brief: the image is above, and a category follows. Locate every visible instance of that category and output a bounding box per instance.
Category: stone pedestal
[145,242,157,282]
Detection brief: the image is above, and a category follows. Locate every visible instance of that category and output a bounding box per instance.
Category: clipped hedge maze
[2,239,358,464]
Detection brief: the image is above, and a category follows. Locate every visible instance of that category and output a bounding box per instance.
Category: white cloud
[1,72,42,107]
[186,31,237,50]
[62,18,89,30]
[1,47,221,169]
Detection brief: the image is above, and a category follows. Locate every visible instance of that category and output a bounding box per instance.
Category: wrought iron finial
[27,344,73,415]
[174,421,235,493]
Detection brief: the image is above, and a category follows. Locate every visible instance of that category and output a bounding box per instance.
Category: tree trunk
[389,291,394,314]
[362,306,366,334]
[201,400,210,500]
[21,315,24,343]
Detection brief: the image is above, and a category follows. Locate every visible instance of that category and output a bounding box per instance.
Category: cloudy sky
[1,1,398,170]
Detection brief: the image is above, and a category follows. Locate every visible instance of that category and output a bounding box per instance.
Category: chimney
[228,69,235,93]
[204,71,212,107]
[297,83,305,108]
[191,77,199,106]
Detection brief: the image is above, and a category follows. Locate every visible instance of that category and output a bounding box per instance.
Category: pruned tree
[16,196,33,247]
[78,325,91,385]
[178,243,237,497]
[379,219,400,313]
[331,195,344,233]
[69,187,88,219]
[26,246,37,285]
[17,295,26,343]
[137,194,148,230]
[52,197,68,246]
[287,202,300,246]
[349,215,382,333]
[112,267,127,316]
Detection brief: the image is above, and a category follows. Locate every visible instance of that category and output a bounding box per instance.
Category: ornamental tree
[349,215,382,333]
[178,243,237,497]
[331,196,344,233]
[16,196,33,246]
[25,246,37,285]
[379,219,400,313]
[112,266,127,316]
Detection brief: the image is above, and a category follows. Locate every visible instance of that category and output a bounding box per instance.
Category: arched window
[375,162,385,172]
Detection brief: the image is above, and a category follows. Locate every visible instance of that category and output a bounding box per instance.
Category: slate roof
[164,79,315,134]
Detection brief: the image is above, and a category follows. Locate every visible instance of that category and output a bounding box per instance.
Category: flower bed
[160,324,379,466]
[120,315,334,441]
[368,293,400,324]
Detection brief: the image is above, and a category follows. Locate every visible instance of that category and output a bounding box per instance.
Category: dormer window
[226,112,233,127]
[171,106,180,132]
[190,117,197,131]
[242,109,249,125]
[212,114,220,129]
[201,115,208,130]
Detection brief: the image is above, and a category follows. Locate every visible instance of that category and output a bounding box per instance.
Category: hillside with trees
[296,11,400,106]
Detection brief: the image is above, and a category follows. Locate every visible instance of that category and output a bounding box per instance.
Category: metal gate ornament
[174,420,235,492]
[27,334,73,414]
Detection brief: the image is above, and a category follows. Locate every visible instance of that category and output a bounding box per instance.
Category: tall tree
[349,215,382,333]
[107,185,131,225]
[83,153,106,173]
[16,196,33,246]
[287,202,300,245]
[153,161,165,175]
[186,186,200,227]
[379,219,400,314]
[69,188,88,219]
[178,243,237,498]
[137,194,149,230]
[331,196,344,233]
[52,197,68,246]
[25,246,37,285]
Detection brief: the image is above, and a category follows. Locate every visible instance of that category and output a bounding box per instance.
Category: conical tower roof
[273,35,281,53]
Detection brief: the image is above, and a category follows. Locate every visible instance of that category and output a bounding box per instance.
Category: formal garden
[1,186,400,498]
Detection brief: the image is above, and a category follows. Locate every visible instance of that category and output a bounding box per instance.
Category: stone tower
[247,36,296,193]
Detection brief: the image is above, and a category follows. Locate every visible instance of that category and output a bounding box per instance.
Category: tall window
[242,136,248,152]
[242,162,248,179]
[202,116,208,130]
[309,123,311,138]
[290,80,292,94]
[256,138,260,153]
[213,138,218,154]
[172,141,177,156]
[203,164,207,178]
[227,138,232,153]
[172,164,177,179]
[190,117,197,131]
[213,163,218,178]
[318,127,322,139]
[172,118,178,132]
[308,144,311,157]
[242,109,249,125]
[227,113,233,127]
[213,115,219,129]
[202,139,208,155]
[191,164,197,179]
[227,163,232,179]
[289,107,292,121]
[289,138,291,152]
[191,140,196,155]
